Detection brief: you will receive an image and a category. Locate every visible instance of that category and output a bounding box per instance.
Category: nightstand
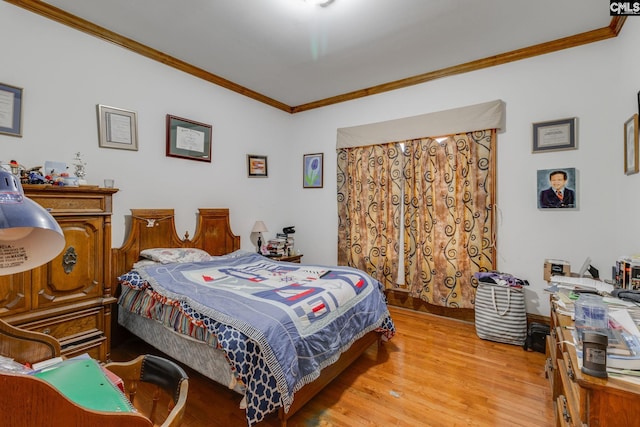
[271,254,303,263]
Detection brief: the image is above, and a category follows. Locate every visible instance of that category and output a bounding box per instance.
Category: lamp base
[257,235,262,253]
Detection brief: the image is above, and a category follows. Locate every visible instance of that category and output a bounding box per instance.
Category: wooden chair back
[0,317,61,364]
[105,354,189,427]
[0,318,153,426]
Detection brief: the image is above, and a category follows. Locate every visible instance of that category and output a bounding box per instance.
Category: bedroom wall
[0,2,295,252]
[287,20,640,316]
[1,2,639,316]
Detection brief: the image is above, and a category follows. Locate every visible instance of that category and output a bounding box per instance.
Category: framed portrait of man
[537,168,577,209]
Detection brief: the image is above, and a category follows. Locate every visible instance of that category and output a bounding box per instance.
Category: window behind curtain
[337,130,496,309]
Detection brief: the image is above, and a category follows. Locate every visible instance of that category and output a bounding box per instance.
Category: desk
[0,372,151,427]
[546,296,640,426]
[0,318,151,427]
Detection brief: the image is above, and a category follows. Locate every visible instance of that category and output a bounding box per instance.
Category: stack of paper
[550,275,615,294]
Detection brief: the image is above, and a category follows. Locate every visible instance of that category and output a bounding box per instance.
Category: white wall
[287,21,640,316]
[1,3,295,251]
[2,2,639,316]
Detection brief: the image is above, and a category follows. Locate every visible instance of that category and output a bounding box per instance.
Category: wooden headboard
[111,208,240,279]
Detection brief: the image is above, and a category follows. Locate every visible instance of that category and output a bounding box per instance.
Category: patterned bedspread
[118,252,395,426]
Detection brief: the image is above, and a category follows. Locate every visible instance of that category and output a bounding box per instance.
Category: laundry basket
[474,274,528,346]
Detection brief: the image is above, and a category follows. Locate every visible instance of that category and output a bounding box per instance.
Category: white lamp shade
[0,171,65,274]
[252,221,268,233]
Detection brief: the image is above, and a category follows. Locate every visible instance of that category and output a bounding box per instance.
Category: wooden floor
[111,306,554,427]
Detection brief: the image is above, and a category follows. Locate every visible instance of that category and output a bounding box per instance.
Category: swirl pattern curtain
[336,143,402,289]
[403,130,495,308]
[337,129,495,309]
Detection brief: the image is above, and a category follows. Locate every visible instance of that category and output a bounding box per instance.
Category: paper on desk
[604,296,637,308]
[550,275,614,294]
[610,309,640,337]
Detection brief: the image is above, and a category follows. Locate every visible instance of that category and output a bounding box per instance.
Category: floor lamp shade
[0,171,65,274]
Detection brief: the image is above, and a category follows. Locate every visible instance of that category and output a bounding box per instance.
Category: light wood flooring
[111,306,554,427]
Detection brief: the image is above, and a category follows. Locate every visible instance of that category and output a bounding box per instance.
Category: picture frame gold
[166,114,212,162]
[97,105,138,150]
[624,113,639,175]
[247,154,268,177]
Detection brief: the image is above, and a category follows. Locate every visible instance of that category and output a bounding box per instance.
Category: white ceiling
[38,0,610,109]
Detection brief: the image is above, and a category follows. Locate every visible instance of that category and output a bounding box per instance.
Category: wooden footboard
[278,330,381,426]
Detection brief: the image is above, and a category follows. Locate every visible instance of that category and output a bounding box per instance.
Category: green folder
[33,359,134,413]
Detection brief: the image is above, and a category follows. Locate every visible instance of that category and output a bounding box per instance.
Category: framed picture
[247,154,268,177]
[625,113,639,175]
[303,153,323,188]
[166,115,212,162]
[0,82,23,137]
[532,117,577,153]
[537,167,577,209]
[97,105,138,150]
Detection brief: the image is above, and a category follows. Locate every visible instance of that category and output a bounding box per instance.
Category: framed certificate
[0,83,23,137]
[97,105,138,150]
[532,117,577,153]
[166,115,212,162]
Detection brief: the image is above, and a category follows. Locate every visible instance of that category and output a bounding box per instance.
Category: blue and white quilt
[118,252,395,426]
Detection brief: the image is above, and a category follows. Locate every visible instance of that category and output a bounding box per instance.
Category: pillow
[132,259,158,269]
[139,248,213,264]
[212,249,252,260]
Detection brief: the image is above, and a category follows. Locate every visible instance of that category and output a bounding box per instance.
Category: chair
[0,317,61,364]
[104,354,189,427]
[0,318,152,426]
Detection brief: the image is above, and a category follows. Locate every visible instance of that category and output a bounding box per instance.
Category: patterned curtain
[336,143,403,289]
[403,130,496,308]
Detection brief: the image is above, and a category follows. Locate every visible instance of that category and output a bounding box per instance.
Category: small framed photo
[537,167,577,209]
[247,154,268,177]
[625,113,639,175]
[532,117,577,153]
[166,115,212,162]
[97,105,138,150]
[303,153,323,188]
[0,82,23,137]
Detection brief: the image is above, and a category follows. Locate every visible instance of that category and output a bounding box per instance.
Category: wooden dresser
[546,298,640,426]
[0,185,118,362]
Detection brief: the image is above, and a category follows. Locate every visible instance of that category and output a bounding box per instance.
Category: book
[33,358,133,413]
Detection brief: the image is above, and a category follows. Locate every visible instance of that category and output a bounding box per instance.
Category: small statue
[72,152,87,185]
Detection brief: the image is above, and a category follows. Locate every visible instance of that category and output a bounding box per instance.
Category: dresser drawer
[558,352,584,426]
[18,307,104,343]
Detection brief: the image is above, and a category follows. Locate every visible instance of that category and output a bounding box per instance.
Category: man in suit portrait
[539,170,575,208]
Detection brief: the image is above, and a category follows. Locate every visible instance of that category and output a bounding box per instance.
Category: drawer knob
[559,395,571,422]
[567,359,575,381]
[42,328,51,335]
[62,246,78,274]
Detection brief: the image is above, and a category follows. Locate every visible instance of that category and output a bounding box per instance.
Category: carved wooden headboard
[111,208,240,279]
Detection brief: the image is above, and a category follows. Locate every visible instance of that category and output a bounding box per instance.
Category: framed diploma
[0,83,23,137]
[532,117,577,153]
[166,115,212,162]
[97,105,138,150]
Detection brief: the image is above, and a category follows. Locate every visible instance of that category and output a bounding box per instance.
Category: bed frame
[112,208,380,426]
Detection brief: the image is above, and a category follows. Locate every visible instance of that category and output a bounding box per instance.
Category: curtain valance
[336,99,505,149]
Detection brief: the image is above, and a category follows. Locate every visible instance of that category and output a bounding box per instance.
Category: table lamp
[0,170,65,274]
[251,221,268,253]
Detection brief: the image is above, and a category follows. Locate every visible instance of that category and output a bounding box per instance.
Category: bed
[112,208,395,427]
